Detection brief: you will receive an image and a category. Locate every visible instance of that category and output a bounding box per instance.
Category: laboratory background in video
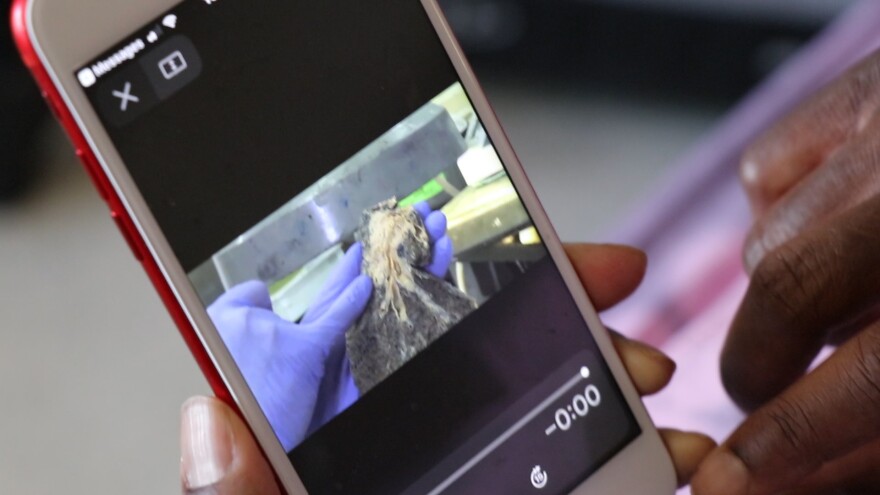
[189,83,546,325]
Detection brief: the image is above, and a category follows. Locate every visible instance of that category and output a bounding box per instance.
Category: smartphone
[12,1,675,493]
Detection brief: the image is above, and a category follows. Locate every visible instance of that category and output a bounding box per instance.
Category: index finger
[740,50,880,216]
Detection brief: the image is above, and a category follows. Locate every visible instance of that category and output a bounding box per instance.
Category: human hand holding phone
[18,0,684,489]
[184,244,716,494]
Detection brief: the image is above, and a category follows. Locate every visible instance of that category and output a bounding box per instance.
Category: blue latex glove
[207,244,372,452]
[207,203,452,451]
[413,201,454,278]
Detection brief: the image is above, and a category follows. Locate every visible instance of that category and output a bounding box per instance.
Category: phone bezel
[14,0,677,493]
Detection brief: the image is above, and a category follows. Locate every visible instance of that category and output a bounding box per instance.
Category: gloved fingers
[410,202,452,277]
[308,359,361,433]
[423,210,448,244]
[336,369,361,411]
[302,243,364,324]
[212,280,273,311]
[180,397,281,495]
[412,202,448,241]
[412,201,432,221]
[309,274,373,335]
[425,235,454,278]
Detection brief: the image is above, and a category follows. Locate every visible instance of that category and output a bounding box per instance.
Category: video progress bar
[426,366,591,495]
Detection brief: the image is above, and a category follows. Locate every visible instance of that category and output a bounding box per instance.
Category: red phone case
[10,0,237,413]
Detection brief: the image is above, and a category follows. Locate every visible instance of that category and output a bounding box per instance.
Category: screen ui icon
[162,14,178,29]
[77,67,97,88]
[158,51,188,80]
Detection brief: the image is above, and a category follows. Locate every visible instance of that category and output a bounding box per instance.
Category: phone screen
[74,1,642,493]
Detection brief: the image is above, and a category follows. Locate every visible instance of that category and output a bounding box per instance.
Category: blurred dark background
[1,0,44,199]
[1,0,843,199]
[442,0,830,104]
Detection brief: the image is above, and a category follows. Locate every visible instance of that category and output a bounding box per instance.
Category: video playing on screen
[188,83,550,451]
[78,2,643,490]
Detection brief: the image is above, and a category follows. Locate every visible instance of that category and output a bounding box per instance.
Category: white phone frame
[20,0,677,493]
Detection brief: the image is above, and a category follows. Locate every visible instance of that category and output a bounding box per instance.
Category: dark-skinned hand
[692,50,880,495]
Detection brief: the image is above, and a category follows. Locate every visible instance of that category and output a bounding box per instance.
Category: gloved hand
[207,203,452,452]
[208,244,372,452]
[413,201,454,278]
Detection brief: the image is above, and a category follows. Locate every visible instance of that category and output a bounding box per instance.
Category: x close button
[111,82,140,111]
[95,68,158,127]
[87,35,202,128]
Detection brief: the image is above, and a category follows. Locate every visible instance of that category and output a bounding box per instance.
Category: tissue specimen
[346,200,477,392]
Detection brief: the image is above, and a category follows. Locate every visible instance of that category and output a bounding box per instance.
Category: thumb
[181,397,280,495]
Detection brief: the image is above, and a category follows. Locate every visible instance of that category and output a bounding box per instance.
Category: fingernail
[181,398,234,491]
[693,448,750,495]
[644,343,676,368]
[631,338,676,371]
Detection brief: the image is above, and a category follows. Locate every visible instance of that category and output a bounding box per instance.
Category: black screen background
[89,0,456,272]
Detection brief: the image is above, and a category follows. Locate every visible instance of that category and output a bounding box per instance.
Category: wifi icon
[162,14,178,29]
